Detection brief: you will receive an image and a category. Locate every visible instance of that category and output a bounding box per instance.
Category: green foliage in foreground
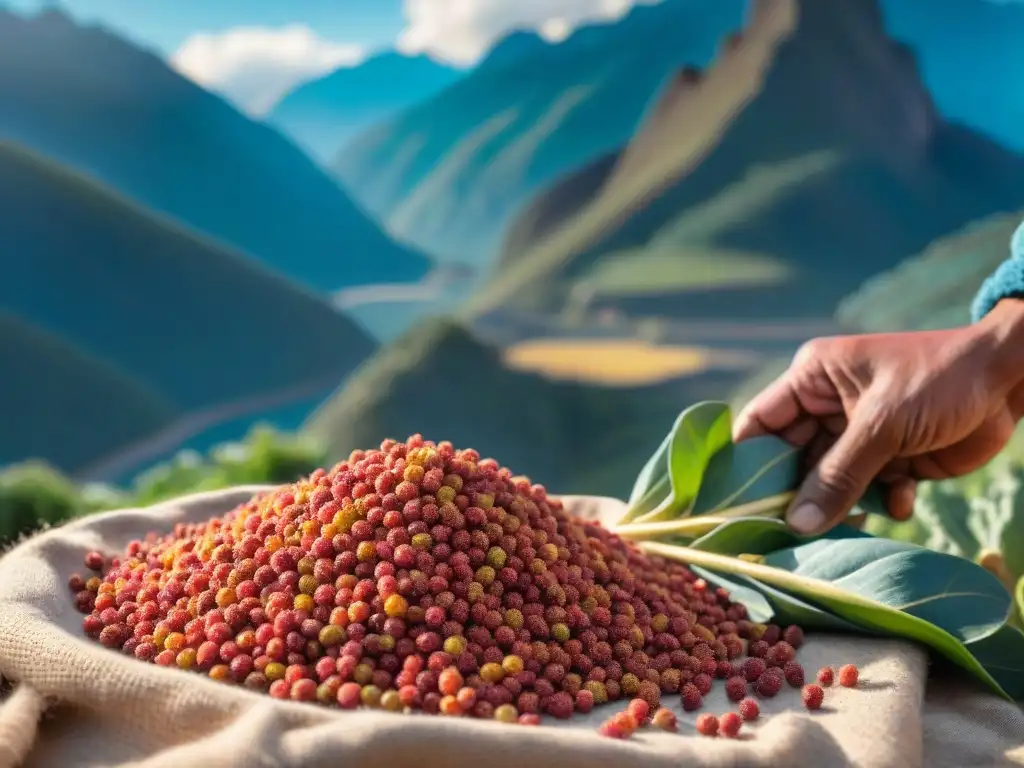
[615,401,1024,702]
[0,426,325,547]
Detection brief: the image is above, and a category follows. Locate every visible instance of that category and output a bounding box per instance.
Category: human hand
[733,300,1024,535]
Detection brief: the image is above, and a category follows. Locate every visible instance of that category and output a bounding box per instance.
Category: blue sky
[5,0,405,55]
[5,0,656,115]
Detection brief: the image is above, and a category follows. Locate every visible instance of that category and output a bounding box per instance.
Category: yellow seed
[475,566,495,586]
[215,588,237,608]
[486,547,507,568]
[175,648,197,669]
[264,662,286,681]
[294,594,315,613]
[443,636,467,655]
[319,625,346,646]
[403,465,425,484]
[494,704,517,723]
[361,685,383,708]
[209,664,231,681]
[384,594,409,618]
[354,664,374,685]
[299,575,318,595]
[501,655,523,676]
[480,663,504,684]
[380,689,403,712]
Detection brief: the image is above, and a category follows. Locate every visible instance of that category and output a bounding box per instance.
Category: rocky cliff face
[488,0,1024,321]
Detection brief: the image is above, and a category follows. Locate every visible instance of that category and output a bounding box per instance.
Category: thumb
[787,416,895,535]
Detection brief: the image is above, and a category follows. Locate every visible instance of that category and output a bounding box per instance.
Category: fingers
[733,373,801,442]
[886,478,917,521]
[786,413,896,535]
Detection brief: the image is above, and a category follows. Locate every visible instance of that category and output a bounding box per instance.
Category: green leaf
[690,517,802,555]
[964,623,1024,701]
[1016,576,1024,626]
[641,538,1015,699]
[689,517,871,556]
[621,402,731,525]
[691,435,800,515]
[761,538,1010,645]
[622,430,673,522]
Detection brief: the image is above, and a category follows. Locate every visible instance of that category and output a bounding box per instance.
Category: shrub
[0,461,86,546]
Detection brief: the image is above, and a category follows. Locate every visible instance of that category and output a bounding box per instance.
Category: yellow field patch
[502,338,756,386]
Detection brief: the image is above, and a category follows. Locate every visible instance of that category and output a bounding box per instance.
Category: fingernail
[788,503,825,534]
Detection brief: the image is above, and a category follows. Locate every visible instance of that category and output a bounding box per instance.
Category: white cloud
[171,25,366,116]
[398,0,661,66]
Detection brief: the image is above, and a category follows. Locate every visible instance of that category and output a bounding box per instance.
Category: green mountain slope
[836,211,1022,333]
[0,9,429,291]
[476,0,1024,323]
[333,0,745,263]
[304,318,739,498]
[268,52,462,164]
[0,309,179,473]
[0,141,377,417]
[731,210,1021,410]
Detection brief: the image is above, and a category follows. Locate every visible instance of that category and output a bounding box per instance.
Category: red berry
[755,670,783,697]
[817,667,834,687]
[681,682,703,712]
[719,711,742,738]
[783,662,805,687]
[738,697,760,721]
[725,676,747,702]
[651,707,677,731]
[742,657,766,682]
[695,713,719,736]
[802,684,825,710]
[84,551,105,571]
[626,698,650,724]
[838,664,859,688]
[782,625,804,649]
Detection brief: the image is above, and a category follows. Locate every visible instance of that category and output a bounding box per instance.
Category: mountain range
[0,9,429,292]
[0,140,377,476]
[267,52,462,165]
[469,0,1024,326]
[324,0,1024,269]
[332,0,746,263]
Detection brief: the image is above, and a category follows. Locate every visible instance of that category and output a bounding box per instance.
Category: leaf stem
[613,492,795,540]
[639,540,1012,700]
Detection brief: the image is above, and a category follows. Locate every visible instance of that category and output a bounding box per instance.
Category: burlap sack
[0,488,1020,768]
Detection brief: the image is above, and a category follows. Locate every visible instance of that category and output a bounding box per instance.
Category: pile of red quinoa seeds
[70,435,827,728]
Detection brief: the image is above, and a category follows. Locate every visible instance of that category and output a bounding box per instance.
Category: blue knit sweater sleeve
[972,219,1024,322]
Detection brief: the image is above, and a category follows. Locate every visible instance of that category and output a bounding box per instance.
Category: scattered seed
[651,707,678,731]
[738,697,760,721]
[838,664,859,688]
[719,711,742,738]
[695,713,719,736]
[802,684,825,710]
